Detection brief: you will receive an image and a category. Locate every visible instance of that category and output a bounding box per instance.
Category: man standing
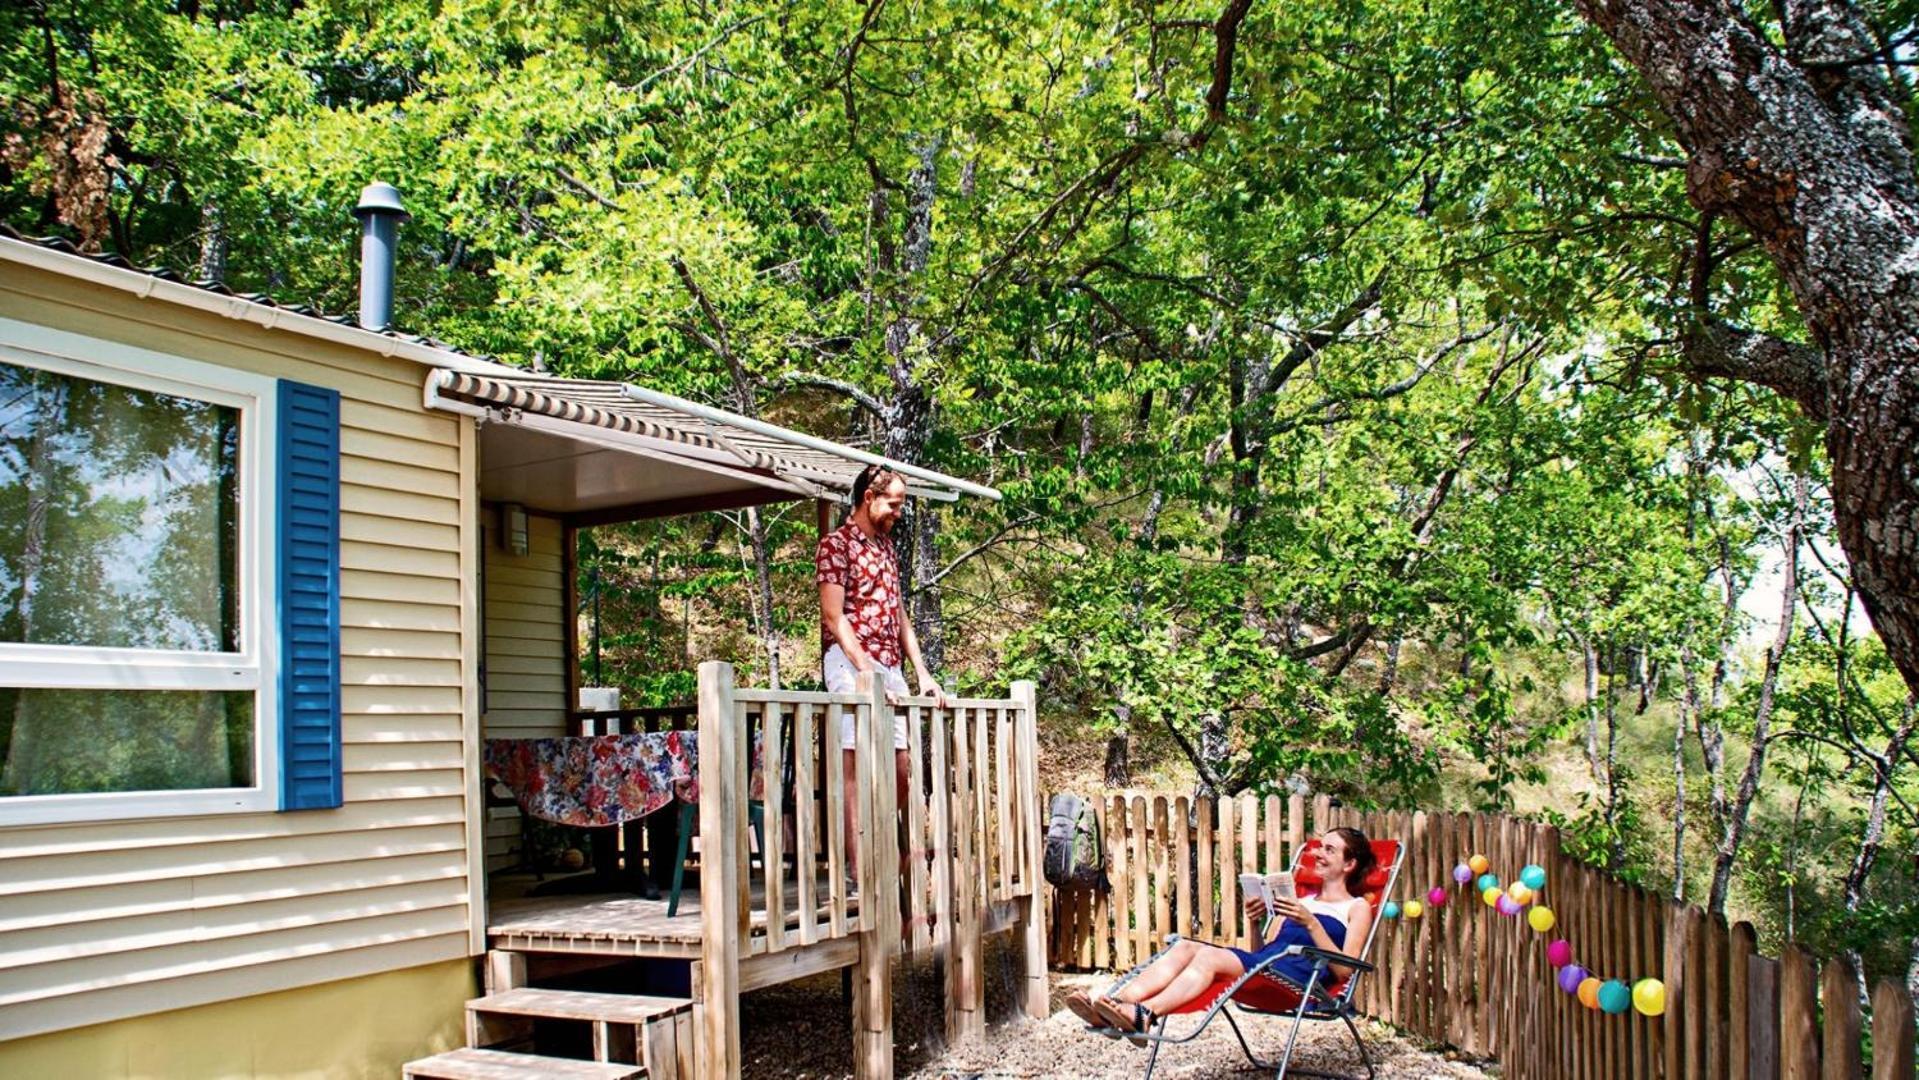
[816,464,947,879]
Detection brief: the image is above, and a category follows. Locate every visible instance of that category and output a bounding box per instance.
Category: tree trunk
[1194,711,1233,798]
[1842,699,1916,912]
[1573,0,1919,702]
[1103,717,1131,787]
[1604,657,1623,871]
[1672,692,1688,901]
[196,200,227,285]
[745,507,779,688]
[1579,634,1604,787]
[1708,474,1806,914]
[882,137,945,672]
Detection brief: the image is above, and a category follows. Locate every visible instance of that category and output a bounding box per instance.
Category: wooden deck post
[944,703,985,1044]
[696,662,742,1080]
[853,671,895,1080]
[1010,680,1048,1019]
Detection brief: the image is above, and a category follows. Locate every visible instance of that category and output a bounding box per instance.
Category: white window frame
[0,317,281,825]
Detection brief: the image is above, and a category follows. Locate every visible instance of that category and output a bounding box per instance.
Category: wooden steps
[468,986,690,1025]
[449,979,697,1080]
[401,1047,643,1079]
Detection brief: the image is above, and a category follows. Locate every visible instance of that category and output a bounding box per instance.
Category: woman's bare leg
[1110,940,1203,1005]
[1135,945,1244,1016]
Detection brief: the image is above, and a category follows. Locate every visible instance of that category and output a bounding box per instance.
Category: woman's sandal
[1064,989,1107,1031]
[1091,995,1156,1047]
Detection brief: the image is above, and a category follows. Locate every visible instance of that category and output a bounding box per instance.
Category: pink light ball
[1547,940,1574,968]
[1427,886,1448,908]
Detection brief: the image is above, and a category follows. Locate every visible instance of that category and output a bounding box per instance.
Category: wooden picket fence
[1046,790,1918,1080]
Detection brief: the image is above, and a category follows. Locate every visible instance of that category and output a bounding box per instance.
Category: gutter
[621,383,1002,501]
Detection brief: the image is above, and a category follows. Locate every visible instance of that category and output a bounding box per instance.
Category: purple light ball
[1558,964,1588,994]
[1547,940,1574,968]
[1497,895,1521,916]
[1453,863,1473,884]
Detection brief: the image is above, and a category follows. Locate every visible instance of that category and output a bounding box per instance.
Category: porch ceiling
[424,368,1000,524]
[473,421,800,522]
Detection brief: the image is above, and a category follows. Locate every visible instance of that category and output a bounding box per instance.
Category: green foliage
[4,0,1911,971]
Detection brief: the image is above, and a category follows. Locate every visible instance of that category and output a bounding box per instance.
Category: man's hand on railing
[918,676,951,708]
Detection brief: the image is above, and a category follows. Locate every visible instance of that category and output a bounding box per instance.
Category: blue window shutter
[277,380,342,811]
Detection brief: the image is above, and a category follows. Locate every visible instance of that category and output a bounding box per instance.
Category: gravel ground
[741,950,1494,1079]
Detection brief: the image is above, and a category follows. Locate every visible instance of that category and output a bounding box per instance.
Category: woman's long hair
[1330,826,1378,895]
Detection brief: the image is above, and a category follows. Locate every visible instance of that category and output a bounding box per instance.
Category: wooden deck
[488,874,860,958]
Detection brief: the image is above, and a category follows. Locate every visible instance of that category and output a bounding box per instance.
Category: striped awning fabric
[427,369,997,502]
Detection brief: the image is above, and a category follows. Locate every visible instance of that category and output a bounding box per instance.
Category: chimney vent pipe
[352,182,408,331]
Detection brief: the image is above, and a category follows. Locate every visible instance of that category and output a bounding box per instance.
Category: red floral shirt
[816,520,903,667]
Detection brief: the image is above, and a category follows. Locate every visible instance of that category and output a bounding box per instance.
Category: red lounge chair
[1091,836,1403,1080]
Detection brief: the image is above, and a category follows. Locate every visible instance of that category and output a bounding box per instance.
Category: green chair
[666,799,764,917]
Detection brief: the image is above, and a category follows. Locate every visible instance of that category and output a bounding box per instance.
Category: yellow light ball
[1469,854,1491,876]
[1528,905,1556,933]
[1402,900,1424,919]
[1509,882,1535,905]
[1482,886,1502,907]
[1632,978,1666,1017]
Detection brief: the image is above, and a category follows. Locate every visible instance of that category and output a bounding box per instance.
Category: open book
[1238,870,1296,911]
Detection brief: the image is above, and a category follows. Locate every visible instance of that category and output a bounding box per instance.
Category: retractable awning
[423,368,999,523]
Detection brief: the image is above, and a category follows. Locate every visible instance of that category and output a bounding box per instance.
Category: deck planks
[487,876,858,957]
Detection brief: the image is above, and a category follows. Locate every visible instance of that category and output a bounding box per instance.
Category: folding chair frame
[1084,838,1404,1080]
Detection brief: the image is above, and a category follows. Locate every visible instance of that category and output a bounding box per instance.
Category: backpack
[1043,793,1108,890]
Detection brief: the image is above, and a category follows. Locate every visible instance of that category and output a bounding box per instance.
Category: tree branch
[949,0,1255,322]
[766,371,885,416]
[1256,273,1387,399]
[554,165,620,210]
[1203,0,1256,127]
[668,256,755,412]
[1681,319,1828,421]
[918,512,1043,589]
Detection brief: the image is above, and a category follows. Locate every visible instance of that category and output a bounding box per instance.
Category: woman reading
[1067,826,1379,1037]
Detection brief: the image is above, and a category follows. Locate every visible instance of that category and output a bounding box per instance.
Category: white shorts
[823,644,910,750]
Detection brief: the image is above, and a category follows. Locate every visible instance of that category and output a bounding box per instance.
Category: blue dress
[1226,902,1351,989]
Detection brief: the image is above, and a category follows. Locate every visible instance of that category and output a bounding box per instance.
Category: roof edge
[0,235,519,378]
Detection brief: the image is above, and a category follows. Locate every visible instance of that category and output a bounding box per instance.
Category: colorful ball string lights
[1377,855,1665,1017]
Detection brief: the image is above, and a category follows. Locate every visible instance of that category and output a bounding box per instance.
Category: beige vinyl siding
[0,269,481,1041]
[480,511,570,871]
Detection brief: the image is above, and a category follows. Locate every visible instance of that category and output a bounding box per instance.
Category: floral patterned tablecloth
[483,731,764,828]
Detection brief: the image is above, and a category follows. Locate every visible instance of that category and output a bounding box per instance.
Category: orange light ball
[1578,977,1603,1010]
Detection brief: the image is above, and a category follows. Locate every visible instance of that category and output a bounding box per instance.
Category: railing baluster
[794,702,818,947]
[906,703,930,955]
[761,702,787,954]
[826,696,848,938]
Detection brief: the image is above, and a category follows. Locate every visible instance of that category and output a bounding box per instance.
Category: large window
[0,322,279,823]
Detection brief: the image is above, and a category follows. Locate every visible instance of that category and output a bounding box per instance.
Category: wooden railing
[693,662,1045,1079]
[568,703,697,735]
[1048,790,1917,1080]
